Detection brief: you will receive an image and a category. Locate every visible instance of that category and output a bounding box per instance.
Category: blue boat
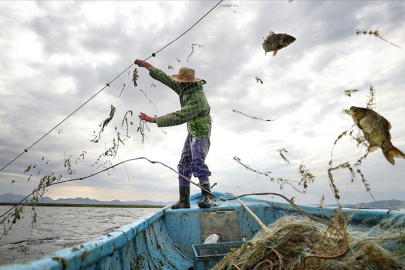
[1,192,404,270]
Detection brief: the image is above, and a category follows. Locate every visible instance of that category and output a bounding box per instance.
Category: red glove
[139,112,156,123]
[134,59,153,70]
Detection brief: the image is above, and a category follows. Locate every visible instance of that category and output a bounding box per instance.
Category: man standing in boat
[134,59,213,209]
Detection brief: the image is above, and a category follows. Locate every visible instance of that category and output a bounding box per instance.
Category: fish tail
[383,146,405,165]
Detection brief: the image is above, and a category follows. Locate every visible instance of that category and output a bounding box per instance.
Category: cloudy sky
[0,1,404,207]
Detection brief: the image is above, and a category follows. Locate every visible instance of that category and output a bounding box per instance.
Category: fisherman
[134,59,213,209]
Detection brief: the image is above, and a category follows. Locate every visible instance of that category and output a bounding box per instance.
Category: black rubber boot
[172,186,190,209]
[197,183,213,208]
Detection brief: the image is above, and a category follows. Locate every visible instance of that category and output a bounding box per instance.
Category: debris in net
[349,106,405,165]
[334,131,348,145]
[121,110,133,137]
[78,151,86,161]
[278,148,290,164]
[298,162,315,189]
[331,85,381,206]
[233,156,272,178]
[255,76,263,84]
[344,89,360,97]
[263,31,296,56]
[366,84,376,110]
[132,68,139,87]
[139,89,157,111]
[220,4,241,14]
[233,156,312,193]
[213,215,405,270]
[102,105,116,132]
[23,164,32,173]
[187,44,204,62]
[335,85,378,166]
[137,119,150,144]
[356,29,401,49]
[118,83,126,97]
[232,109,279,122]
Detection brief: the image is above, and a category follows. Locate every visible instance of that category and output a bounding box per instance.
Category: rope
[144,0,224,61]
[0,0,223,172]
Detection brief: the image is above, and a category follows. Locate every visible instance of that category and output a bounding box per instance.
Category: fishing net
[213,214,405,270]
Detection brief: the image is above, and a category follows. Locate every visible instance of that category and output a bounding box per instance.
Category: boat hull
[1,192,404,270]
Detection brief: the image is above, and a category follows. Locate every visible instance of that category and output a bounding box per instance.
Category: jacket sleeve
[155,91,210,127]
[149,68,181,95]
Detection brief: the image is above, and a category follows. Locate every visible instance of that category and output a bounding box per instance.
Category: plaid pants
[177,133,211,187]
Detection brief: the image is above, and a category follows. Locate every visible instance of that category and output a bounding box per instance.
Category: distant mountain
[0,193,36,203]
[0,193,168,206]
[329,199,405,209]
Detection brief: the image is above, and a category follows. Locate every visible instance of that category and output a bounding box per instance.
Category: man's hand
[134,59,153,71]
[139,112,156,123]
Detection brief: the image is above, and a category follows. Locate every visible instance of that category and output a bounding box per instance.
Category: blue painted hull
[1,192,404,270]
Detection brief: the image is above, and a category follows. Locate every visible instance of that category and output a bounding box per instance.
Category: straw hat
[171,67,201,83]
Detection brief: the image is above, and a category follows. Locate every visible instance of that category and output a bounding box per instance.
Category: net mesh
[213,214,405,270]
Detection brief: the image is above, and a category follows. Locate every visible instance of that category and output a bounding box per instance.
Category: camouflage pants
[178,133,211,187]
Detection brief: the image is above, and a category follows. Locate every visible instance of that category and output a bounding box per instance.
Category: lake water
[0,205,159,266]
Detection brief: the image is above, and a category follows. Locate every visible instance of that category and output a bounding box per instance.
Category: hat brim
[171,75,201,83]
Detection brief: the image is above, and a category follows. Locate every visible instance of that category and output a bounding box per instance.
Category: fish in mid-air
[262,31,296,56]
[349,106,405,165]
[101,105,116,132]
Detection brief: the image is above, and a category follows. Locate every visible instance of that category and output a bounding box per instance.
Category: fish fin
[273,50,278,57]
[368,145,380,152]
[267,31,275,38]
[387,120,392,130]
[383,147,405,165]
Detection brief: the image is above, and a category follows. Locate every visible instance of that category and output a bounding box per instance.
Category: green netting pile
[213,215,405,270]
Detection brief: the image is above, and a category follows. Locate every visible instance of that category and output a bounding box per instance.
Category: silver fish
[262,31,296,56]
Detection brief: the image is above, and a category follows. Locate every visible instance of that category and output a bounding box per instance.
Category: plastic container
[192,241,244,270]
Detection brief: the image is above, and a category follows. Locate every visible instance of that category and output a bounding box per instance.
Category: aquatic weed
[357,29,401,49]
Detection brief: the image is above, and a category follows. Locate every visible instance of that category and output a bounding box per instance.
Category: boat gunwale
[0,209,166,270]
[1,192,405,269]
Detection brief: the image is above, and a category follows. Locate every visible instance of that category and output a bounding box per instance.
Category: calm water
[0,205,159,266]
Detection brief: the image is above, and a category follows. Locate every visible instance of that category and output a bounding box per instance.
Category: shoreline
[0,202,164,208]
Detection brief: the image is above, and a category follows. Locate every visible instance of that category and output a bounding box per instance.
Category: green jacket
[150,68,212,138]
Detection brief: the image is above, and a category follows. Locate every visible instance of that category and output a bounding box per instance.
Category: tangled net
[213,215,405,270]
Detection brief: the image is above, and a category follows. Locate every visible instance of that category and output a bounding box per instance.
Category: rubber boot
[198,183,213,208]
[172,186,190,209]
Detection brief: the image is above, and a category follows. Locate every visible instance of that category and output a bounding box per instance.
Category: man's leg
[172,134,193,209]
[190,136,213,208]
